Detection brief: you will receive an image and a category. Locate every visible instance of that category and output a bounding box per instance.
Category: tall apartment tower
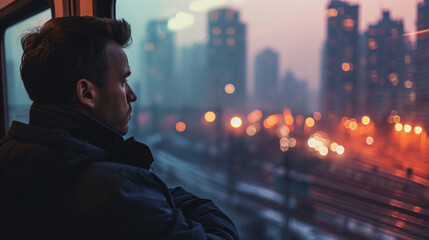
[207,8,246,109]
[365,11,406,120]
[415,0,429,127]
[144,20,176,107]
[253,48,279,110]
[321,0,359,119]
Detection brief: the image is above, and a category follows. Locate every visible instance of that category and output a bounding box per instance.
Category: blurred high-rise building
[281,71,309,113]
[415,0,429,128]
[365,11,406,122]
[179,44,207,107]
[144,20,176,108]
[207,8,246,109]
[253,48,279,111]
[321,0,359,120]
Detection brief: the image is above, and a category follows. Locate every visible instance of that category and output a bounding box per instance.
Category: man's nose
[126,83,137,102]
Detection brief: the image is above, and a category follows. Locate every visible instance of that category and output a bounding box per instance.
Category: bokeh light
[395,123,403,132]
[308,138,316,148]
[248,109,262,122]
[320,146,329,156]
[289,138,297,148]
[263,115,279,129]
[415,126,423,135]
[366,136,374,145]
[349,121,358,131]
[362,116,370,125]
[230,117,242,128]
[342,62,351,71]
[285,115,294,125]
[313,112,322,121]
[175,122,186,132]
[225,83,235,94]
[246,126,257,136]
[393,115,401,123]
[204,111,216,122]
[330,142,338,152]
[404,124,412,133]
[336,145,345,155]
[305,117,315,128]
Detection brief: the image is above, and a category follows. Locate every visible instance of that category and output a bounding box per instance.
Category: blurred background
[4,0,429,239]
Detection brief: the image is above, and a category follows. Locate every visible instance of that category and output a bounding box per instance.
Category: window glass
[117,1,425,239]
[4,9,51,126]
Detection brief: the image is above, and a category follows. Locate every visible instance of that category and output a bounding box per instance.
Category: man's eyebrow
[122,71,131,78]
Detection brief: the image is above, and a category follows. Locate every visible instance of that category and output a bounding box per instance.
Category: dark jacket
[0,102,239,240]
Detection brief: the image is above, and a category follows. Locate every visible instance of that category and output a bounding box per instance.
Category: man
[0,16,239,239]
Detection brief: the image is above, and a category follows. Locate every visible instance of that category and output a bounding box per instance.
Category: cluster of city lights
[394,123,423,134]
[341,115,371,131]
[173,108,320,135]
[388,112,424,135]
[307,133,345,157]
[278,125,296,152]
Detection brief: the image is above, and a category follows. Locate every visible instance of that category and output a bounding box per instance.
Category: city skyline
[118,0,418,94]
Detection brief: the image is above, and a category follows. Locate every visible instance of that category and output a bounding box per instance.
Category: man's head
[20,16,137,135]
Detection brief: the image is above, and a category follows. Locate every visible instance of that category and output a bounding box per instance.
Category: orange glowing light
[404,124,412,133]
[326,8,338,17]
[230,117,242,128]
[204,111,216,122]
[413,206,421,213]
[285,115,294,125]
[395,221,405,228]
[362,116,370,125]
[342,62,351,71]
[175,122,186,132]
[263,115,279,129]
[313,112,322,121]
[246,126,257,136]
[305,117,315,128]
[366,136,374,145]
[393,115,401,123]
[415,126,423,135]
[330,142,338,152]
[344,120,351,129]
[341,117,348,125]
[349,121,357,131]
[248,109,263,122]
[224,83,235,94]
[395,123,403,132]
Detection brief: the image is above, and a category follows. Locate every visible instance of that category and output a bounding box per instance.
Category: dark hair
[20,16,132,104]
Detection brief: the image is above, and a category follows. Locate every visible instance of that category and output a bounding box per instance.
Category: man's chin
[117,125,129,136]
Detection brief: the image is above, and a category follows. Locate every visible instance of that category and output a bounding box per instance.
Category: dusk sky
[4,0,420,108]
[117,0,419,95]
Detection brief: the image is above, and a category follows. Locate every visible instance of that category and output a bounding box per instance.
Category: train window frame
[0,0,50,137]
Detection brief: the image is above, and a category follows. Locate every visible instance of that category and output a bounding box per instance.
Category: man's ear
[75,79,97,109]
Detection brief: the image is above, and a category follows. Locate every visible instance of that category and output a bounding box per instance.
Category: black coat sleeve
[80,162,238,240]
[169,187,240,240]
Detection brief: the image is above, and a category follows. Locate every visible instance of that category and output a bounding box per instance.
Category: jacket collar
[12,101,154,170]
[29,101,124,148]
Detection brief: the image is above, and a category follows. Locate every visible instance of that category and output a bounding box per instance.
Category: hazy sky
[117,0,419,94]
